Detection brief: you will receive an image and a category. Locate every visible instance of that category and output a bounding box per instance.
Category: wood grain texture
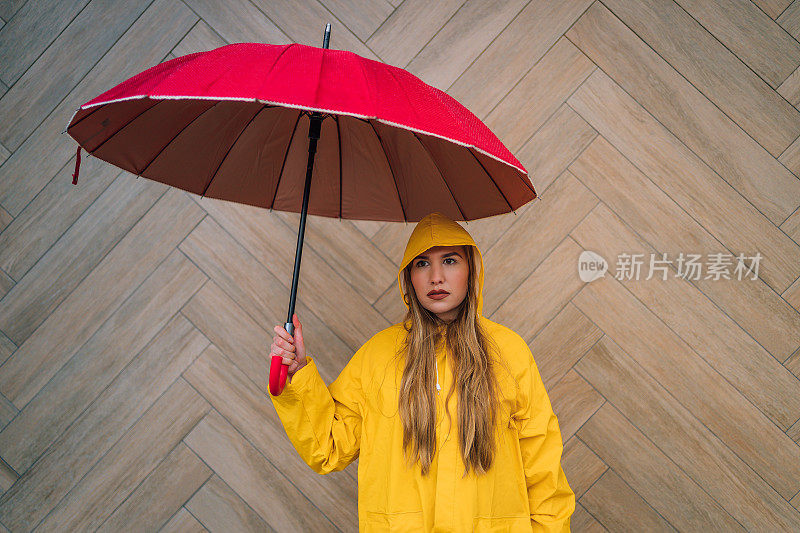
[2,377,210,531]
[481,171,598,317]
[567,68,800,293]
[567,2,800,224]
[600,0,800,157]
[0,0,154,151]
[0,173,167,344]
[322,0,394,41]
[0,251,207,472]
[184,475,270,532]
[560,435,607,501]
[0,312,208,527]
[573,272,800,499]
[492,236,587,341]
[0,0,197,216]
[570,138,800,362]
[578,402,745,531]
[581,468,677,532]
[182,0,289,45]
[570,502,606,532]
[181,277,354,387]
[756,0,794,19]
[449,0,593,120]
[548,369,604,442]
[183,343,358,528]
[96,442,213,532]
[0,157,122,282]
[0,188,204,407]
[577,336,800,530]
[1,1,799,530]
[160,507,209,533]
[0,139,8,168]
[0,1,25,22]
[188,198,391,352]
[405,0,528,90]
[35,378,210,532]
[0,0,90,87]
[248,0,379,59]
[484,36,596,153]
[515,103,598,197]
[171,19,227,57]
[675,0,800,88]
[530,302,603,387]
[367,0,463,68]
[777,0,800,36]
[184,409,345,531]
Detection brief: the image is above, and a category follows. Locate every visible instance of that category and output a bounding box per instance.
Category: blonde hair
[396,245,510,477]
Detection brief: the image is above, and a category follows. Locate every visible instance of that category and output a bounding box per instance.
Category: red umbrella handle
[269,353,289,396]
[270,320,299,396]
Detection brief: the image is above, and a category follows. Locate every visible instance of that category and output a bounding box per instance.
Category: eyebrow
[416,251,462,259]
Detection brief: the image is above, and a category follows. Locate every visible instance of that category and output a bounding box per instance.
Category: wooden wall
[0,0,799,530]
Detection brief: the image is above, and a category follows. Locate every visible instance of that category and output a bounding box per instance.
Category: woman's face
[409,245,469,323]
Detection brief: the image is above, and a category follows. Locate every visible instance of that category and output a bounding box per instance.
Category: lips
[428,290,449,296]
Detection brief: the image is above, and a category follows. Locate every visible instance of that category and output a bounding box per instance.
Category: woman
[268,212,575,531]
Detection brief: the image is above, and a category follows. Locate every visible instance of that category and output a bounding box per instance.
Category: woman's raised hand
[271,313,308,382]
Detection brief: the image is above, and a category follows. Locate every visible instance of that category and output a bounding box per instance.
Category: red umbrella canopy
[66,42,536,222]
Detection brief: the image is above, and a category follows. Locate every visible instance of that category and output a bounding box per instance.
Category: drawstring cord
[435,359,441,393]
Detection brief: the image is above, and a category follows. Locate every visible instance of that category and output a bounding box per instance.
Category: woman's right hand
[271,313,308,383]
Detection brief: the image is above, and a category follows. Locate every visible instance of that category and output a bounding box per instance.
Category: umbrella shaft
[285,112,324,336]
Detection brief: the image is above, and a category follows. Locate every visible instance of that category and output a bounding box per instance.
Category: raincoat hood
[397,212,484,318]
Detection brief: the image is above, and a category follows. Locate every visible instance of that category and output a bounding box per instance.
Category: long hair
[396,245,510,477]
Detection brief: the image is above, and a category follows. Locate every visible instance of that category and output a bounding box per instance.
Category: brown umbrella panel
[66,98,537,222]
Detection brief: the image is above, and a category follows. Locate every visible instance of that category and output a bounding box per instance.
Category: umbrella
[64,24,537,396]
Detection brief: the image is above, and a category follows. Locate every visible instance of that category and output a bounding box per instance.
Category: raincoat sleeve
[513,342,575,532]
[267,345,366,475]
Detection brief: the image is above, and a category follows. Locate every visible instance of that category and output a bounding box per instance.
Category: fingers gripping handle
[269,321,295,396]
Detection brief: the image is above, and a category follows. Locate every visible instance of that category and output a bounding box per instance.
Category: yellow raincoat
[269,212,575,531]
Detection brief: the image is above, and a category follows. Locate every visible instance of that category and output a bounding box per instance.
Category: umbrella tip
[322,23,331,49]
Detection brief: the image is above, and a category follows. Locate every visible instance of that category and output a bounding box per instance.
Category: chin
[428,303,459,314]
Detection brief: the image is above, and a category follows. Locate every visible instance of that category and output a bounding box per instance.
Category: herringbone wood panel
[0,0,799,531]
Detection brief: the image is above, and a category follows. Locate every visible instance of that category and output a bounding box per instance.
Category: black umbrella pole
[284,112,323,339]
[272,24,330,395]
[284,22,330,339]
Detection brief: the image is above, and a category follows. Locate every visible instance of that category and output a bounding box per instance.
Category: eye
[415,257,458,267]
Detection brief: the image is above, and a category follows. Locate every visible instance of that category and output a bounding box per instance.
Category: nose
[430,261,445,284]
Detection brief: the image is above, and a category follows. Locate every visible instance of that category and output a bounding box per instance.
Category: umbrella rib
[66,103,107,133]
[412,131,466,221]
[467,147,514,213]
[270,111,303,210]
[202,103,269,198]
[335,115,343,219]
[368,120,407,221]
[89,99,163,154]
[139,100,221,177]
